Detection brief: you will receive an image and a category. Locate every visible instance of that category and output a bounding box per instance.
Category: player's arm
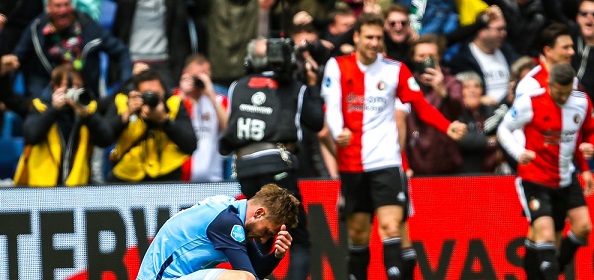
[245,224,292,278]
[496,94,534,163]
[207,209,258,277]
[320,58,345,140]
[396,64,465,139]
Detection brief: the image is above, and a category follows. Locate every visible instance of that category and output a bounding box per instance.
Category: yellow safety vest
[110,93,190,181]
[14,99,97,187]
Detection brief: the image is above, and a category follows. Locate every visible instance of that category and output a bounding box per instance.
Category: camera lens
[141,91,160,109]
[193,77,205,89]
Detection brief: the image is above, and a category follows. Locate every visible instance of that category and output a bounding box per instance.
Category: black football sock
[524,240,542,280]
[401,247,417,280]
[348,244,370,280]
[558,231,587,273]
[383,237,403,280]
[535,242,558,280]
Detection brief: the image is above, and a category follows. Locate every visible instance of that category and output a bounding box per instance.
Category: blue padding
[1,112,23,138]
[0,137,24,179]
[99,0,118,31]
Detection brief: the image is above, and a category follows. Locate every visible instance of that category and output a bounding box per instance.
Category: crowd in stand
[0,0,593,185]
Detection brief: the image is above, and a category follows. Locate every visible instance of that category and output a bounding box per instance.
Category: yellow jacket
[110,93,190,181]
[14,99,97,187]
[456,0,489,26]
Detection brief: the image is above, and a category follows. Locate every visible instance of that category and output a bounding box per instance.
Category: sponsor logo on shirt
[251,92,266,105]
[407,77,420,92]
[345,93,388,113]
[574,114,581,124]
[239,92,273,115]
[511,107,518,119]
[325,77,331,87]
[230,225,246,242]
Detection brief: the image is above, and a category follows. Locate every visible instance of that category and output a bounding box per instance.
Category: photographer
[219,38,324,280]
[175,54,229,182]
[106,69,197,183]
[13,64,113,187]
[402,34,464,176]
[290,24,334,178]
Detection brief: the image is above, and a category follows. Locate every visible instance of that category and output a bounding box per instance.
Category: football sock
[401,247,417,280]
[348,244,370,280]
[558,231,587,273]
[383,237,403,280]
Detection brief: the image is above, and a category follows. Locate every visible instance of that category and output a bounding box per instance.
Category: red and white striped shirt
[321,53,450,172]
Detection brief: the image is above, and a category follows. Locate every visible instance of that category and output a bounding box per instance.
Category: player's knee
[379,222,401,238]
[574,220,592,240]
[348,226,371,244]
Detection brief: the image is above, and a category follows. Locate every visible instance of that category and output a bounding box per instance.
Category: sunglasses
[389,20,409,28]
[578,11,594,17]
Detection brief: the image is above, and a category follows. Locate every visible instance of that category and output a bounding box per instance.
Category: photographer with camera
[401,33,464,176]
[106,69,197,183]
[219,37,324,280]
[175,54,229,182]
[13,64,114,187]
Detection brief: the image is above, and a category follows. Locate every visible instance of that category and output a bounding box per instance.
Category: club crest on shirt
[324,77,331,87]
[230,225,246,242]
[574,114,581,124]
[377,81,387,90]
[511,107,518,119]
[529,197,540,211]
[407,77,420,91]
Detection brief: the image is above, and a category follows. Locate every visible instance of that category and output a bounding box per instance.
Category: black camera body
[141,91,161,109]
[266,38,296,76]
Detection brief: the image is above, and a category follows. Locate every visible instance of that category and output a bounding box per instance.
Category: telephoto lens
[66,88,92,106]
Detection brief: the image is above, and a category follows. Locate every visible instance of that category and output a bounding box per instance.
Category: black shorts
[517,177,587,231]
[339,167,409,219]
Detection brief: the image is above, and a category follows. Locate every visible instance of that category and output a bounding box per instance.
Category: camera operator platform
[219,38,324,280]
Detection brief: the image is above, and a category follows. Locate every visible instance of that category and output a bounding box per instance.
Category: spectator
[321,13,467,280]
[497,63,593,279]
[456,71,501,174]
[403,34,465,175]
[321,6,357,57]
[13,64,113,186]
[448,10,519,106]
[0,0,133,101]
[484,0,550,56]
[111,0,202,90]
[383,4,417,65]
[571,0,594,99]
[176,54,229,182]
[106,69,197,182]
[220,38,324,280]
[206,0,259,87]
[501,55,538,107]
[137,183,299,280]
